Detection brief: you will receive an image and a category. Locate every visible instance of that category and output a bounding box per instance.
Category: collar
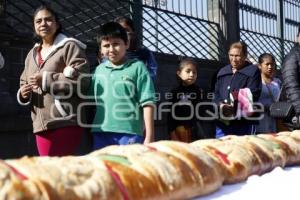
[34,33,87,58]
[103,58,137,70]
[217,61,257,77]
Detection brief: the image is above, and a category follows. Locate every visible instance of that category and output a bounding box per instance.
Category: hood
[34,33,87,59]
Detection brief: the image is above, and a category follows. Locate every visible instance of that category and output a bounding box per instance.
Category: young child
[256,53,281,133]
[168,58,213,142]
[115,16,157,82]
[90,22,155,150]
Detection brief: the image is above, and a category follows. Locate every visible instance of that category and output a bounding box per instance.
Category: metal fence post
[0,0,5,29]
[208,0,221,60]
[131,0,143,49]
[277,0,285,64]
[225,0,240,49]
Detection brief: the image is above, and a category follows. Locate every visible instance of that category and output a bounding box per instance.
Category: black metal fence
[2,0,300,64]
[239,0,300,66]
[142,0,226,60]
[3,0,132,43]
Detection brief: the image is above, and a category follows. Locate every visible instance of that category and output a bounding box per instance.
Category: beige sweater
[17,33,90,133]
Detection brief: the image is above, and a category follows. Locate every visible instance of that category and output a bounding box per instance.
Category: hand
[20,84,32,99]
[170,130,179,141]
[220,103,234,117]
[143,132,154,144]
[29,72,42,89]
[292,115,300,124]
[172,126,192,143]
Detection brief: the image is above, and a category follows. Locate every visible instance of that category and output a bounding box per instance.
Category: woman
[214,41,261,136]
[256,53,281,133]
[17,5,90,156]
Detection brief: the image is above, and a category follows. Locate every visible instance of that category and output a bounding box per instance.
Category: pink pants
[35,126,84,156]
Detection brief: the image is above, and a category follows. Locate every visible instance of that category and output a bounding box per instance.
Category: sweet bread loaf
[0,131,300,199]
[149,141,223,195]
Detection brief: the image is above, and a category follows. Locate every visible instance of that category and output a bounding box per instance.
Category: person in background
[214,41,262,137]
[17,5,90,156]
[90,22,155,150]
[256,53,281,133]
[281,26,300,130]
[168,58,214,142]
[115,16,157,82]
[94,45,106,66]
[0,51,4,69]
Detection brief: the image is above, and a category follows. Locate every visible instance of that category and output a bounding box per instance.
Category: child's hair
[229,41,248,57]
[258,53,276,65]
[298,26,300,37]
[33,4,62,42]
[115,16,135,32]
[96,22,128,45]
[176,58,198,83]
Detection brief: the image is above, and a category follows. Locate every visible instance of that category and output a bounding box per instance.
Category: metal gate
[2,0,226,60]
[2,0,300,63]
[239,0,300,65]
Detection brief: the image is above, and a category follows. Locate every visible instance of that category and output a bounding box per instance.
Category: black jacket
[214,61,262,105]
[281,44,300,116]
[167,84,215,139]
[213,61,262,135]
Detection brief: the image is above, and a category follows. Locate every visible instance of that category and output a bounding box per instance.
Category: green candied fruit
[250,135,281,149]
[98,154,131,166]
[16,190,24,198]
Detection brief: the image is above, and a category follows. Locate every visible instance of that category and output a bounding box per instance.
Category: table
[196,166,300,200]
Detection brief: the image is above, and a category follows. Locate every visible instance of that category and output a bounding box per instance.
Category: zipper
[33,45,64,131]
[34,45,59,70]
[33,48,46,131]
[37,87,46,131]
[226,73,236,104]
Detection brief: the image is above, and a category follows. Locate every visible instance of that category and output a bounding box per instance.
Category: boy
[90,22,155,150]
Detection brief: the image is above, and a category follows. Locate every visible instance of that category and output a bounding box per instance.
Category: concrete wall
[0,32,224,159]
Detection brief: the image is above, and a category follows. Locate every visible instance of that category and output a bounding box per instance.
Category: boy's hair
[96,22,128,45]
[258,53,275,65]
[229,41,248,57]
[115,16,135,32]
[298,26,300,37]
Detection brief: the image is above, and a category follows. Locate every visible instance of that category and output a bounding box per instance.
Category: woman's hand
[220,103,234,117]
[29,72,42,89]
[20,84,32,99]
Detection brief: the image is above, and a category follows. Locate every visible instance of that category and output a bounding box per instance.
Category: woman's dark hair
[33,4,62,42]
[258,53,276,65]
[115,16,135,32]
[96,22,128,45]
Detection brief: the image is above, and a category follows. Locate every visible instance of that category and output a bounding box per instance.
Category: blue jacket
[127,47,157,82]
[214,61,262,135]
